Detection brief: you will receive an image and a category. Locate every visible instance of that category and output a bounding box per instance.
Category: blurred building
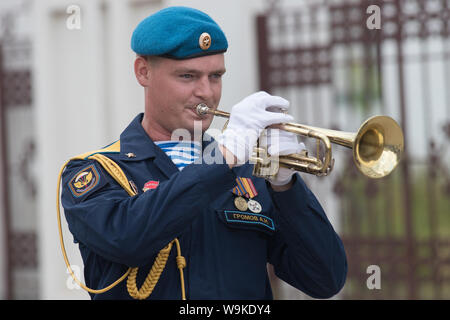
[0,0,449,300]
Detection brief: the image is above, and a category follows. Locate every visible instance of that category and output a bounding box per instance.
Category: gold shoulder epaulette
[71,140,121,161]
[69,140,135,197]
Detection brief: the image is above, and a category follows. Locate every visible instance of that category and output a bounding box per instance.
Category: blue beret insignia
[199,32,211,50]
[131,6,228,59]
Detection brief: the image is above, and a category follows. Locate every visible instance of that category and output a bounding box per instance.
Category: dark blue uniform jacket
[61,113,347,300]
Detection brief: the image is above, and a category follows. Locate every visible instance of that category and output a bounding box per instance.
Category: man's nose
[194,76,214,100]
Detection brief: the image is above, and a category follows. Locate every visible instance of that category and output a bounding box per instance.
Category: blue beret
[131,6,228,59]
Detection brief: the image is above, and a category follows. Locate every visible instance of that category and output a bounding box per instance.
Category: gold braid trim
[126,239,186,300]
[89,154,135,196]
[127,242,172,300]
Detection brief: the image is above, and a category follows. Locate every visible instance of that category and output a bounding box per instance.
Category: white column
[34,0,107,299]
[104,0,152,139]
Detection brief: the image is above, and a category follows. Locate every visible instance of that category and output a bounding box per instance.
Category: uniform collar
[119,113,159,161]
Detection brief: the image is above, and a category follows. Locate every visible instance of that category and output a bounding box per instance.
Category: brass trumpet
[196,103,404,179]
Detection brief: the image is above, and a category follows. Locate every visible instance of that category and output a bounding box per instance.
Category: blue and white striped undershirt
[154,141,202,171]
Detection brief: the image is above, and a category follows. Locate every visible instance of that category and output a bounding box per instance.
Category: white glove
[266,129,306,186]
[216,92,294,165]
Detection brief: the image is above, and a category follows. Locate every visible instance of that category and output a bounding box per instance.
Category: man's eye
[180,74,194,79]
[211,73,222,79]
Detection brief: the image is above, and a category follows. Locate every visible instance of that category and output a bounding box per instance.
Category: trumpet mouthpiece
[195,103,210,116]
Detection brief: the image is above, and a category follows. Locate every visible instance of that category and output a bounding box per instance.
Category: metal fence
[257,0,450,299]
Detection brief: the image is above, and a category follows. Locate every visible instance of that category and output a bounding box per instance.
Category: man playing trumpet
[59,6,347,300]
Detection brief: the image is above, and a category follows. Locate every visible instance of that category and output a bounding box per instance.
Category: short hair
[137,55,163,67]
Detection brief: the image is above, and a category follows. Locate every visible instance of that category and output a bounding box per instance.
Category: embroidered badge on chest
[69,164,100,197]
[143,180,159,192]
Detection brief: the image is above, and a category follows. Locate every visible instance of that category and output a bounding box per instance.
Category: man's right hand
[216,91,294,166]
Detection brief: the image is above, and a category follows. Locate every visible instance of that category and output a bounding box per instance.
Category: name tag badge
[218,210,275,235]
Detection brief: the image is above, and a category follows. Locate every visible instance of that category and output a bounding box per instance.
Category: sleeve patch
[68,163,106,201]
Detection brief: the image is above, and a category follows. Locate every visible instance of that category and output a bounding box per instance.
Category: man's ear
[134,56,151,87]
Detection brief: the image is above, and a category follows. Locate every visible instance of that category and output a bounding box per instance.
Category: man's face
[145,54,225,137]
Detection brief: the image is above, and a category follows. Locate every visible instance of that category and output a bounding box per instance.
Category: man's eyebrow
[174,68,200,74]
[173,68,226,74]
[213,68,226,75]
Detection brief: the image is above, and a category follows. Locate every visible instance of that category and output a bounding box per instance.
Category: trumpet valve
[251,146,280,178]
[250,147,271,165]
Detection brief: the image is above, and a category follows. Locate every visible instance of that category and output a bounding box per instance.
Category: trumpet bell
[353,116,404,179]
